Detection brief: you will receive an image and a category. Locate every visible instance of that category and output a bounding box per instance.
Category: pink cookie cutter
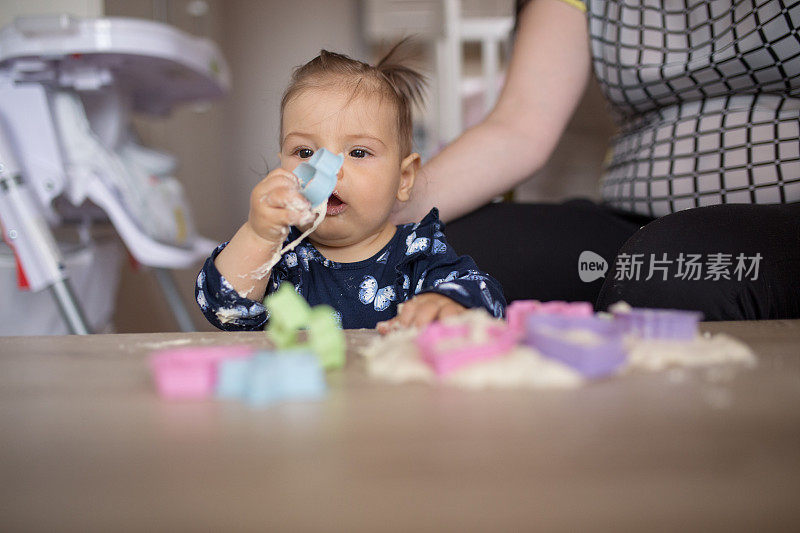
[416,322,517,377]
[506,300,594,333]
[149,345,254,399]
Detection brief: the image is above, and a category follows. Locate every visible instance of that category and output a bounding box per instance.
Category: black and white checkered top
[524,0,800,216]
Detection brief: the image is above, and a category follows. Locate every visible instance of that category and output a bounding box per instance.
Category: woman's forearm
[405,114,548,223]
[395,0,592,224]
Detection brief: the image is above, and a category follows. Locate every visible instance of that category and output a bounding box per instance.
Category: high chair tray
[0,14,230,114]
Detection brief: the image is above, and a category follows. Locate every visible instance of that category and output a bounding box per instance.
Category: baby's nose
[336,168,343,180]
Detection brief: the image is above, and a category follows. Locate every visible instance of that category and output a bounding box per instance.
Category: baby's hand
[376,293,466,334]
[247,168,316,245]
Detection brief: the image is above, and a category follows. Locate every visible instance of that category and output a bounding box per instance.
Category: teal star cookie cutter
[292,148,344,207]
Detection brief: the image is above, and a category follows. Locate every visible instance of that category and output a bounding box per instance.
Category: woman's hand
[377,293,466,334]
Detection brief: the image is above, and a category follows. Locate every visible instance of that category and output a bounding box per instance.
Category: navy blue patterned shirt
[196,209,506,330]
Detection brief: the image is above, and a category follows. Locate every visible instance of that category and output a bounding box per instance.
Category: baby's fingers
[257,173,307,208]
[376,301,413,334]
[251,172,315,226]
[249,204,295,232]
[377,295,466,335]
[376,318,398,335]
[252,169,298,200]
[394,295,446,328]
[247,206,292,244]
[392,300,419,329]
[437,302,466,321]
[409,300,444,328]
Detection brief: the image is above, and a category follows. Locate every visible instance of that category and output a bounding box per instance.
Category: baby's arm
[196,243,272,331]
[215,168,315,300]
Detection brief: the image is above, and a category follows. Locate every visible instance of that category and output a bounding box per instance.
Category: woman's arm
[393,0,592,224]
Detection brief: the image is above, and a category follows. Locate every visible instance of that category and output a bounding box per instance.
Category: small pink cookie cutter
[506,300,594,332]
[149,345,254,399]
[416,322,517,377]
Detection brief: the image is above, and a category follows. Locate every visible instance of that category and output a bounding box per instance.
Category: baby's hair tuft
[280,38,426,157]
[375,37,426,111]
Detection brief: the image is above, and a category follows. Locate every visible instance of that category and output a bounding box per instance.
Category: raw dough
[624,333,756,372]
[360,309,756,390]
[215,307,242,325]
[361,310,583,389]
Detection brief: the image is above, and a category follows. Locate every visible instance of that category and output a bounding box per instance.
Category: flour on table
[608,301,756,371]
[137,338,193,350]
[444,346,583,389]
[361,310,583,390]
[624,334,756,372]
[361,307,756,390]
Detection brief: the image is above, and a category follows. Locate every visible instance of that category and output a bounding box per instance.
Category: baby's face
[280,86,415,252]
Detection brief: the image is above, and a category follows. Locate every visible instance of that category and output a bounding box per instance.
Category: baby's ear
[396,153,420,202]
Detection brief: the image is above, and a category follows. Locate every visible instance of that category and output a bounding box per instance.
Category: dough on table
[360,309,756,390]
[361,310,583,390]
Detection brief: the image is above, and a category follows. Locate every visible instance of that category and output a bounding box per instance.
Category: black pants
[445,200,800,320]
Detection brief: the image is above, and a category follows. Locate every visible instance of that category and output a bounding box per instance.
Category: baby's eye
[294,148,314,159]
[349,148,369,158]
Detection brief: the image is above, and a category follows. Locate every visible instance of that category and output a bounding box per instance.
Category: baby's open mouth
[326,191,347,216]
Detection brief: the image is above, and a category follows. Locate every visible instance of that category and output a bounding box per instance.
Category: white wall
[0,0,102,28]
[218,0,366,232]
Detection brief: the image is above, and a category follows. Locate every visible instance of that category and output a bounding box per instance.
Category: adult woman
[393,0,800,320]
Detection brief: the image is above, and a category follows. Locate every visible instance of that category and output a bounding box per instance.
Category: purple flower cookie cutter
[612,307,703,340]
[506,300,594,334]
[416,322,517,377]
[523,315,626,378]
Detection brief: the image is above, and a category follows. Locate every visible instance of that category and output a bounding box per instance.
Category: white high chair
[0,14,230,334]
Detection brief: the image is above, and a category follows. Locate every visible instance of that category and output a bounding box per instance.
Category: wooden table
[1,321,799,532]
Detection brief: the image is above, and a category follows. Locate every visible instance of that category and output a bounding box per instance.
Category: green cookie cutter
[264,283,346,370]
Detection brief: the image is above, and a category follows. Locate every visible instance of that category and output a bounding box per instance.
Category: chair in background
[0,14,230,334]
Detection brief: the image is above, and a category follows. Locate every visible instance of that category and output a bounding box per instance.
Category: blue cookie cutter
[215,349,327,407]
[215,356,252,399]
[292,148,344,207]
[246,350,327,407]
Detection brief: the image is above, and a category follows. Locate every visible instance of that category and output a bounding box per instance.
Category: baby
[196,43,505,331]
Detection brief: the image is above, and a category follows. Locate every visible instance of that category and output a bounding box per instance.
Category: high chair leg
[153,268,196,332]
